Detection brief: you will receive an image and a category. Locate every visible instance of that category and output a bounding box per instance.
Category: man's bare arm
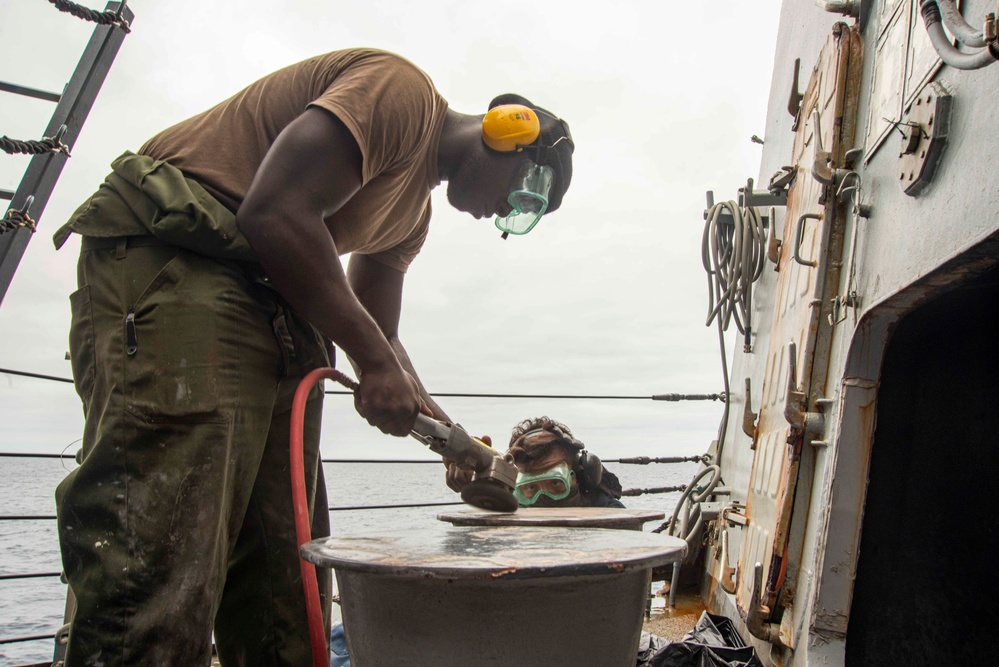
[347,253,449,421]
[236,107,421,436]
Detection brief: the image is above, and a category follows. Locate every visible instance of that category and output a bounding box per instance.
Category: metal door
[735,22,862,649]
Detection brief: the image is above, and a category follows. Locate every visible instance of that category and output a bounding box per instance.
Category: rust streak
[489,568,519,579]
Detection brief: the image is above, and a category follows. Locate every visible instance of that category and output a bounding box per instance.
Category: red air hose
[290,367,359,667]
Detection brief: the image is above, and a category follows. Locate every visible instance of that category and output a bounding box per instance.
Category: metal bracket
[720,528,738,594]
[767,205,782,267]
[783,342,825,437]
[740,177,787,211]
[812,150,861,192]
[816,0,862,17]
[829,291,860,326]
[746,562,784,645]
[792,213,823,267]
[723,501,749,527]
[810,109,862,194]
[742,378,758,440]
[712,502,745,596]
[703,171,791,232]
[768,165,797,195]
[836,164,861,205]
[898,82,952,197]
[787,58,803,130]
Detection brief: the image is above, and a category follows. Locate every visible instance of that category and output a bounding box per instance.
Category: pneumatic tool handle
[411,414,520,512]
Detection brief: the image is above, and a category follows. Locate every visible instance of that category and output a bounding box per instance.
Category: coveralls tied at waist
[52,151,335,666]
[53,150,257,263]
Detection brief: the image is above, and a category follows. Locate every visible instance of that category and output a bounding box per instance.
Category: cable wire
[0,367,719,401]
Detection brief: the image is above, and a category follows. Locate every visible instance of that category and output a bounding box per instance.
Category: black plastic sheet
[638,612,763,667]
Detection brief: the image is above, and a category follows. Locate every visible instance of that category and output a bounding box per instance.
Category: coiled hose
[702,200,766,465]
[291,367,359,667]
[652,464,722,608]
[701,201,766,343]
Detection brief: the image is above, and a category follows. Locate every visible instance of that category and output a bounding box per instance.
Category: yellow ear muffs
[482,104,541,152]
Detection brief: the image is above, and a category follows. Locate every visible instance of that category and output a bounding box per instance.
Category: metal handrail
[0,572,61,581]
[0,367,708,658]
[1,367,721,402]
[0,633,55,647]
[0,451,706,465]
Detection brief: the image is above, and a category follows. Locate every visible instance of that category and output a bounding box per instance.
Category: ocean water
[0,456,697,665]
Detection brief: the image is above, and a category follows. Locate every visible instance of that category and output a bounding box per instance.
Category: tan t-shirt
[139,48,448,272]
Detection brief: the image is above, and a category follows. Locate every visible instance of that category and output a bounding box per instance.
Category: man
[447,416,624,508]
[52,48,573,666]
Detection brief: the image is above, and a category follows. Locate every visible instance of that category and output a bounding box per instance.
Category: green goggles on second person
[513,461,575,506]
[495,160,554,237]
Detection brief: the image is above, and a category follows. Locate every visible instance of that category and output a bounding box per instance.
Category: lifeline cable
[48,0,131,31]
[0,366,719,400]
[0,134,70,157]
[0,207,36,234]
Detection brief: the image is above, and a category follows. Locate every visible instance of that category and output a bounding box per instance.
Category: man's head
[506,416,624,508]
[507,417,585,507]
[440,95,573,236]
[507,416,583,472]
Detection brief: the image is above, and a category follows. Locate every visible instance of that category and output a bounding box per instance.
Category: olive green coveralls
[53,153,333,666]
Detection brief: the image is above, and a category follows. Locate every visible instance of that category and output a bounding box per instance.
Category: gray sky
[0,0,781,461]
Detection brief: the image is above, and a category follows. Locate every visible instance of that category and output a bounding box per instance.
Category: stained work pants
[56,237,333,666]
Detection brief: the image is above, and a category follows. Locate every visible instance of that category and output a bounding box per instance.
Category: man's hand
[354,364,422,437]
[443,435,493,492]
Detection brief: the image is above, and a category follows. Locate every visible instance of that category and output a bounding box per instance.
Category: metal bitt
[303,525,686,667]
[0,1,133,305]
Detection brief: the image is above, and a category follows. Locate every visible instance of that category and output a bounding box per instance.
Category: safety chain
[48,0,131,32]
[0,125,71,157]
[1,196,38,235]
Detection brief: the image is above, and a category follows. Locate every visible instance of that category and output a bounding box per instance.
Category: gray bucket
[302,524,685,667]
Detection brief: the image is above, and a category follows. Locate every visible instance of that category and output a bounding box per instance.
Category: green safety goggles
[513,461,574,506]
[495,160,554,237]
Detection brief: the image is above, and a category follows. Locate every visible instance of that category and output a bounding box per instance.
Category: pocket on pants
[68,285,96,407]
[124,252,235,424]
